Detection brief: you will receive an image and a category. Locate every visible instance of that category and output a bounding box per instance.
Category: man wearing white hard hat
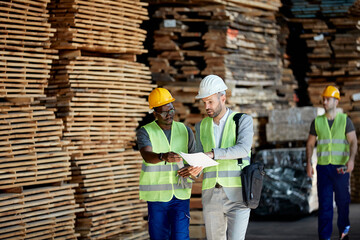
[195,75,253,240]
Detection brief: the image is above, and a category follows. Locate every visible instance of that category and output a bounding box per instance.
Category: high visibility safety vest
[200,112,250,190]
[139,120,192,202]
[315,113,350,165]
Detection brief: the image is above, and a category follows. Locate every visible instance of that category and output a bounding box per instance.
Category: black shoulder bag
[233,113,265,209]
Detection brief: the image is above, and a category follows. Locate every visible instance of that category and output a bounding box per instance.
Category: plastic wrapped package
[252,147,317,217]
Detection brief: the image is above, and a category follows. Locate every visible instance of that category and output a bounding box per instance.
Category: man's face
[154,103,175,125]
[201,93,225,118]
[322,97,338,111]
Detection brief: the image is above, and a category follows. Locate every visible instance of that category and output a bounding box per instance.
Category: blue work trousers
[317,164,350,239]
[147,196,190,240]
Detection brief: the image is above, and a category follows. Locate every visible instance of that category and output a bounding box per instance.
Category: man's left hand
[178,166,203,179]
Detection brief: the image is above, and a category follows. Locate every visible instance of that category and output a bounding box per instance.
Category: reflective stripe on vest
[315,113,350,165]
[200,112,250,190]
[139,121,191,202]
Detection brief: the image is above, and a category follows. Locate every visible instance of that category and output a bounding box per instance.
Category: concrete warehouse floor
[245,203,360,240]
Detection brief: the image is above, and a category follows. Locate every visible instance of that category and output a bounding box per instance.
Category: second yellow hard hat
[322,85,340,100]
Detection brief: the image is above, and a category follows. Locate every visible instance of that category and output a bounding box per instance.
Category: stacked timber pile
[0,103,70,189]
[47,0,154,239]
[266,107,318,142]
[0,0,57,98]
[148,1,297,148]
[0,0,79,239]
[287,0,360,202]
[48,0,148,54]
[0,184,81,239]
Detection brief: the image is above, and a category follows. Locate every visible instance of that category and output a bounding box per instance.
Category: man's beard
[207,105,222,118]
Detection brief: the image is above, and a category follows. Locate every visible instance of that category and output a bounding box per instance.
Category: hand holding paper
[179,152,219,168]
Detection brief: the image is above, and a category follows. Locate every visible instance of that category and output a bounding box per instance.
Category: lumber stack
[0,102,70,190]
[54,58,152,240]
[0,0,57,98]
[149,1,297,148]
[288,1,360,109]
[0,184,81,239]
[0,0,79,239]
[290,0,356,18]
[288,0,360,202]
[48,0,148,54]
[46,56,152,239]
[300,17,360,111]
[266,107,318,142]
[47,0,153,238]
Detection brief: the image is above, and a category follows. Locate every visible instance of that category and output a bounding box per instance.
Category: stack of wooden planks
[148,1,297,149]
[300,16,360,111]
[47,0,154,238]
[45,54,153,239]
[288,0,360,202]
[0,0,79,239]
[0,0,57,98]
[0,102,70,190]
[48,0,148,54]
[289,0,356,18]
[71,151,149,239]
[0,184,81,239]
[266,107,318,142]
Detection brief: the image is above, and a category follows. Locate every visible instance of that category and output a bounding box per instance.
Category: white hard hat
[195,75,228,99]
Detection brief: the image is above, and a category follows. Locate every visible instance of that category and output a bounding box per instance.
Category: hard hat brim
[149,97,175,109]
[195,88,227,99]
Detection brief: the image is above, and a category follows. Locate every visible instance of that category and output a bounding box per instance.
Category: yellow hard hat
[322,85,340,100]
[148,88,175,109]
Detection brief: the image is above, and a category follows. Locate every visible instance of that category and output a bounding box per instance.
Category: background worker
[137,88,201,240]
[306,86,357,240]
[194,75,253,240]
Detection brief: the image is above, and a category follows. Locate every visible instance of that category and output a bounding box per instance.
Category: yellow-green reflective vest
[139,120,192,202]
[200,112,250,190]
[315,113,350,165]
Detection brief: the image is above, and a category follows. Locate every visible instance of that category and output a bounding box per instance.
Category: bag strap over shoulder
[233,113,245,165]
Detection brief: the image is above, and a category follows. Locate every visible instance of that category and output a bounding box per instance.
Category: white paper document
[179,152,219,168]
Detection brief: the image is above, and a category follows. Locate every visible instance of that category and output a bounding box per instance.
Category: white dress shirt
[213,108,230,148]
